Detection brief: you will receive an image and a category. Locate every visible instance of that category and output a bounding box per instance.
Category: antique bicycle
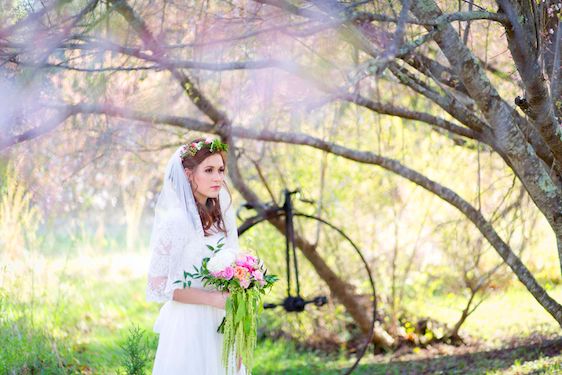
[236,188,377,374]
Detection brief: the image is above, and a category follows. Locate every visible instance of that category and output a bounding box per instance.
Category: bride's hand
[213,291,230,309]
[237,355,242,371]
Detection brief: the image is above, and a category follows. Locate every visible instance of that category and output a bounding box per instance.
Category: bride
[146,137,247,375]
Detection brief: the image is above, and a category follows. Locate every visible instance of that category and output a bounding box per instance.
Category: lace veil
[146,145,238,303]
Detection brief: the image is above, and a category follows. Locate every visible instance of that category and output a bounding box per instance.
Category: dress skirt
[152,300,248,375]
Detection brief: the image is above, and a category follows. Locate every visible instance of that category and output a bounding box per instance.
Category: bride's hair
[181,137,231,237]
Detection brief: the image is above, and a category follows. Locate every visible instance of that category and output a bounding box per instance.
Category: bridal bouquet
[174,239,278,373]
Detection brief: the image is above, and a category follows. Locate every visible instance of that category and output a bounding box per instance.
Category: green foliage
[118,325,153,375]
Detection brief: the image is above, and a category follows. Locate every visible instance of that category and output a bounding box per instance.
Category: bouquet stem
[217,317,226,333]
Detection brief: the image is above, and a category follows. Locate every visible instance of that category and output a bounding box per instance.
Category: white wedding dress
[151,229,248,375]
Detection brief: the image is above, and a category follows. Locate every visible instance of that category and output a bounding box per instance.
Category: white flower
[207,248,236,273]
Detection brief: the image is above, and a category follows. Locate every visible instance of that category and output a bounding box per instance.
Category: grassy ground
[403,286,562,345]
[252,337,562,374]
[1,250,560,374]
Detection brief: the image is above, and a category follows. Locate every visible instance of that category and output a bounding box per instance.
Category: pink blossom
[245,255,257,265]
[240,277,251,289]
[236,262,252,272]
[205,137,213,144]
[211,266,235,280]
[222,266,234,280]
[236,254,258,271]
[234,266,249,281]
[252,270,264,281]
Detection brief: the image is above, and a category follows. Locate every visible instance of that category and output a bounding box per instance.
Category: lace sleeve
[146,209,187,303]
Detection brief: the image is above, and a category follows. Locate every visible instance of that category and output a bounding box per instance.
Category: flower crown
[180,137,229,159]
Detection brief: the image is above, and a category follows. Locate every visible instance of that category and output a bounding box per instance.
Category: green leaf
[236,299,246,323]
[226,296,232,312]
[244,316,251,336]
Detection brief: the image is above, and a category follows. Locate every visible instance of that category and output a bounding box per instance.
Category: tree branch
[410,0,562,259]
[388,62,490,132]
[336,92,482,142]
[497,0,562,168]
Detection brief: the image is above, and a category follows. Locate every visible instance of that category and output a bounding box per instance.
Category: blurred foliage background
[1,0,561,373]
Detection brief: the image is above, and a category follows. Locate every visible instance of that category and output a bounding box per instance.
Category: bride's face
[186,153,225,204]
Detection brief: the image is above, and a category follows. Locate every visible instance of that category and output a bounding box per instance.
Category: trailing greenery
[221,287,263,373]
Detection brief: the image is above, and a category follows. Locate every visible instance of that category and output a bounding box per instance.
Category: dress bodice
[185,228,229,291]
[203,229,227,252]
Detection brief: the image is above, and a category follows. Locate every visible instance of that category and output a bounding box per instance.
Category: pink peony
[245,255,257,266]
[251,270,264,281]
[211,266,235,280]
[240,277,251,289]
[222,266,234,280]
[205,137,213,144]
[236,254,258,271]
[234,266,249,281]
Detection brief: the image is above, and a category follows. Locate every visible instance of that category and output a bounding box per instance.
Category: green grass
[0,250,160,373]
[1,250,560,374]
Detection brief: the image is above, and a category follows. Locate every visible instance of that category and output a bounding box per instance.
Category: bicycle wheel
[238,211,377,373]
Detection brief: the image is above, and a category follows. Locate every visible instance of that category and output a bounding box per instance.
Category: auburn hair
[181,137,231,237]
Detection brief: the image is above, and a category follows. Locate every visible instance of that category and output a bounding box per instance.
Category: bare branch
[388,62,490,132]
[336,92,482,142]
[19,58,298,72]
[352,10,509,26]
[0,102,213,152]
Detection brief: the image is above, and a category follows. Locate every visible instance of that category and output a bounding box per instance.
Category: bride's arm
[172,288,229,309]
